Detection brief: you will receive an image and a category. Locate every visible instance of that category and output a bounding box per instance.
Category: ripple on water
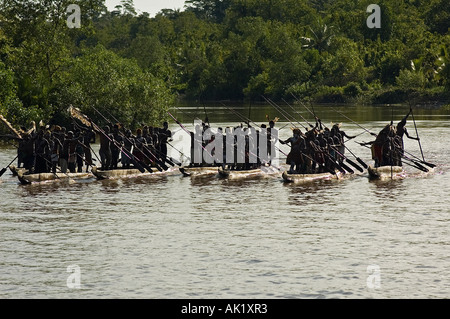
[1,116,449,298]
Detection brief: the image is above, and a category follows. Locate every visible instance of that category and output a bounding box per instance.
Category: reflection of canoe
[368,165,405,180]
[9,165,28,176]
[179,166,219,177]
[282,170,342,183]
[218,166,279,179]
[17,170,92,185]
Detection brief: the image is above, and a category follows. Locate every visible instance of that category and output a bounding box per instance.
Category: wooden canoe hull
[17,171,92,185]
[218,166,279,179]
[282,170,341,183]
[367,166,405,180]
[91,166,152,180]
[179,166,219,177]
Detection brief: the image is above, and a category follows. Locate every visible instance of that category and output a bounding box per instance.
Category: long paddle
[202,101,210,127]
[341,144,368,169]
[402,148,435,168]
[410,107,425,162]
[168,111,218,166]
[402,160,429,173]
[167,142,191,164]
[331,107,378,137]
[0,154,19,177]
[359,143,429,173]
[262,96,304,130]
[173,105,202,125]
[215,105,286,170]
[289,97,368,171]
[70,107,149,173]
[223,103,333,173]
[281,98,312,129]
[98,107,174,169]
[269,99,349,174]
[91,106,169,172]
[329,145,363,173]
[310,141,347,175]
[333,107,434,170]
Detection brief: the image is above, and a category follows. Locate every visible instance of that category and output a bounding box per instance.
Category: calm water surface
[0,104,449,298]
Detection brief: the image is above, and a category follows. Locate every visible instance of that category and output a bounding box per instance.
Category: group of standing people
[187,119,277,169]
[3,107,421,175]
[281,119,356,174]
[11,120,173,174]
[281,108,420,173]
[14,122,95,174]
[362,108,419,167]
[96,122,172,171]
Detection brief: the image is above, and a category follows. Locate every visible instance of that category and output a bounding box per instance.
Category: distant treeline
[0,0,449,129]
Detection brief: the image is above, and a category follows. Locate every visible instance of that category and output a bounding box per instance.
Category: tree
[423,0,450,35]
[185,0,232,23]
[51,45,175,128]
[301,19,335,53]
[0,0,104,117]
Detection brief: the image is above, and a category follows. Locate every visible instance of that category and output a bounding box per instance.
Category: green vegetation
[0,0,449,128]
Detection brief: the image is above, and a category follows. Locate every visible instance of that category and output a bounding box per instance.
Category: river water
[0,104,449,299]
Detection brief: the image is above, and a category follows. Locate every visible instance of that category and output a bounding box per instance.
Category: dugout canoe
[218,166,280,179]
[9,165,28,177]
[91,166,152,180]
[179,166,219,177]
[282,170,342,183]
[17,170,92,185]
[367,165,405,180]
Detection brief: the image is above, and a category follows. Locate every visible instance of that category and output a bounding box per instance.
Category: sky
[105,0,187,16]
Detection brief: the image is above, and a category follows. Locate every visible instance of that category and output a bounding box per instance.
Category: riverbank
[176,92,450,110]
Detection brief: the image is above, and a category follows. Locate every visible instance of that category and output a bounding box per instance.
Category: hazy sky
[105,0,187,16]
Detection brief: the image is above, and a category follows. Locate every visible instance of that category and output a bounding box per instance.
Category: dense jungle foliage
[0,0,449,128]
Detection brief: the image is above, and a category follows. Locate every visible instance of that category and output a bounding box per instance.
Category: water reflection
[17,180,78,197]
[1,104,449,299]
[175,102,450,126]
[120,175,169,187]
[369,178,409,201]
[97,179,121,192]
[189,175,218,187]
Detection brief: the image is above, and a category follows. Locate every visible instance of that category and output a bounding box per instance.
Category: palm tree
[301,20,335,53]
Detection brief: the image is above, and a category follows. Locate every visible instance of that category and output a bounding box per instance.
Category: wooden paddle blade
[410,163,428,173]
[0,114,22,138]
[346,158,364,173]
[324,166,336,175]
[356,157,368,169]
[131,159,146,173]
[332,161,346,175]
[165,159,175,166]
[412,161,429,172]
[340,162,354,174]
[156,160,168,171]
[138,160,155,173]
[162,156,175,167]
[422,161,436,168]
[170,157,182,166]
[147,166,156,173]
